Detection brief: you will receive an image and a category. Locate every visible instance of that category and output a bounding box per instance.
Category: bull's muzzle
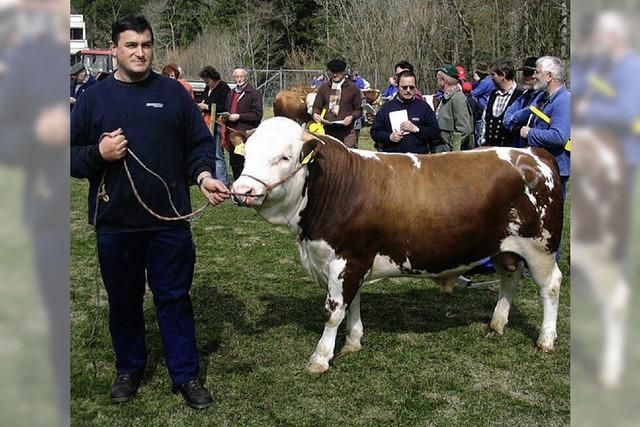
[231,184,260,207]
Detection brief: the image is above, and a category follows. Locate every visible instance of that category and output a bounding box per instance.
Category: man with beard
[507,56,571,196]
[71,15,229,409]
[370,70,440,153]
[312,58,362,148]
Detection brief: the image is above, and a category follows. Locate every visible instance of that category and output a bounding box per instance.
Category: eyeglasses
[400,85,415,90]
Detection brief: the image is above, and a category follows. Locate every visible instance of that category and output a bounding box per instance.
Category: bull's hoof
[489,319,506,336]
[339,342,362,355]
[536,338,555,352]
[306,360,329,374]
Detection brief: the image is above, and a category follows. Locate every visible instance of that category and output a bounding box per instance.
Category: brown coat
[312,79,362,123]
[225,83,263,132]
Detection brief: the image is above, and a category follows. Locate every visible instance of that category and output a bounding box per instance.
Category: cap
[433,64,459,79]
[327,59,347,73]
[70,62,85,75]
[517,56,539,72]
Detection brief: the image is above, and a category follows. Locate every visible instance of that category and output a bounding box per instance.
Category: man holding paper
[312,58,362,148]
[371,70,440,153]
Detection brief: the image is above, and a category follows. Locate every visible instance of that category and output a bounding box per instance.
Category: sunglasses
[400,85,415,90]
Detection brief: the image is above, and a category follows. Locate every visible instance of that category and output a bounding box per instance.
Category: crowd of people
[70,12,574,412]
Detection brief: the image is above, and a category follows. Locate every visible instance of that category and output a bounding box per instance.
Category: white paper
[389,109,408,133]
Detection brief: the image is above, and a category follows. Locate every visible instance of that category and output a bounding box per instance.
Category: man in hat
[312,58,362,148]
[434,64,474,151]
[504,56,540,147]
[69,62,95,107]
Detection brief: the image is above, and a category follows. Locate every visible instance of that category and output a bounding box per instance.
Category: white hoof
[489,318,507,336]
[340,342,362,355]
[536,335,556,352]
[306,360,329,374]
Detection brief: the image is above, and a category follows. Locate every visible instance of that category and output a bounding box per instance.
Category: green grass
[70,124,570,426]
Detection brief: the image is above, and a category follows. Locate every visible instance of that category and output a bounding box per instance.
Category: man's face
[75,69,86,83]
[233,69,247,86]
[521,72,535,90]
[490,69,504,87]
[436,73,446,91]
[331,71,345,82]
[533,66,551,91]
[398,76,416,101]
[112,29,153,80]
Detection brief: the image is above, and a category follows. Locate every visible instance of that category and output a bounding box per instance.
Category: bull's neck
[255,169,309,232]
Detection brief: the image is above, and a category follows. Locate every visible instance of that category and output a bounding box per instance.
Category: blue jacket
[506,86,571,176]
[471,76,495,107]
[583,53,640,166]
[504,88,542,148]
[381,84,397,98]
[71,72,215,231]
[371,96,440,154]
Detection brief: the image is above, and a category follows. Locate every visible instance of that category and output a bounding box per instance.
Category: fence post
[279,69,283,92]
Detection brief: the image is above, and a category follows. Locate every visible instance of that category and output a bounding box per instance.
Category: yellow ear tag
[234,142,245,156]
[301,150,315,165]
[308,122,325,135]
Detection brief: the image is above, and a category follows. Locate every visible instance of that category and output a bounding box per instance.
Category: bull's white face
[231,117,309,226]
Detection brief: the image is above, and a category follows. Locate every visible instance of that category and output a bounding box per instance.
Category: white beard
[534,80,548,91]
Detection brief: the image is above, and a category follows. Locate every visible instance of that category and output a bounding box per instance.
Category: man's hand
[313,113,322,122]
[400,120,419,133]
[199,176,230,206]
[35,103,69,146]
[99,128,128,161]
[70,96,77,104]
[198,102,209,111]
[343,115,353,126]
[390,131,404,143]
[228,113,240,122]
[520,126,531,139]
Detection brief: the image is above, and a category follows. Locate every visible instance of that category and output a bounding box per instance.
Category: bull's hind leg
[307,260,348,373]
[489,252,524,335]
[526,251,563,351]
[340,291,363,355]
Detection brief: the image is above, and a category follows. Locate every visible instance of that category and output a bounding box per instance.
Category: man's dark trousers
[97,228,199,384]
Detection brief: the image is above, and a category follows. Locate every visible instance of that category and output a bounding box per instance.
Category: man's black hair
[111,15,154,45]
[489,59,515,80]
[199,66,221,81]
[394,60,414,73]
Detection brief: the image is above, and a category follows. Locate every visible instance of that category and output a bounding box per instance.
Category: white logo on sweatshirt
[146,102,164,108]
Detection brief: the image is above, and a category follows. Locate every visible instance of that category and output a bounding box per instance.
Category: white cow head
[231,117,324,226]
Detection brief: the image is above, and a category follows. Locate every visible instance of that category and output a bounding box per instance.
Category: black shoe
[171,378,213,409]
[110,372,143,404]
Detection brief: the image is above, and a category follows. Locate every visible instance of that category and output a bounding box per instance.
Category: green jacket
[436,85,474,151]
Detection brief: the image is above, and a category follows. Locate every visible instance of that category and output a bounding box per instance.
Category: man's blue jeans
[97,227,200,385]
[214,123,228,186]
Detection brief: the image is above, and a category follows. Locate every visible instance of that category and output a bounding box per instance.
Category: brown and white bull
[231,117,565,373]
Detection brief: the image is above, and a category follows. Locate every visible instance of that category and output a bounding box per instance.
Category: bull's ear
[300,131,325,164]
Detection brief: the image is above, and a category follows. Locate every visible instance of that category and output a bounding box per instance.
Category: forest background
[71,0,570,92]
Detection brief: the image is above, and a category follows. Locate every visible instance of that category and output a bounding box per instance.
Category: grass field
[70,123,570,426]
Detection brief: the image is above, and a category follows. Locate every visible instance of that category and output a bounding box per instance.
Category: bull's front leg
[307,259,348,373]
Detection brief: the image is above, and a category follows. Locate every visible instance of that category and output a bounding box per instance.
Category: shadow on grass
[253,285,539,341]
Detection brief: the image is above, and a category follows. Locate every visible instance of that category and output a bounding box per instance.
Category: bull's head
[231,117,324,225]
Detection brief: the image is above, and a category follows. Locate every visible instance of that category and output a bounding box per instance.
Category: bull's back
[306,147,562,273]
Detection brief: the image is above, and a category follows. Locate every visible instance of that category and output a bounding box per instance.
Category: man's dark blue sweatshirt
[370,96,440,154]
[71,72,215,232]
